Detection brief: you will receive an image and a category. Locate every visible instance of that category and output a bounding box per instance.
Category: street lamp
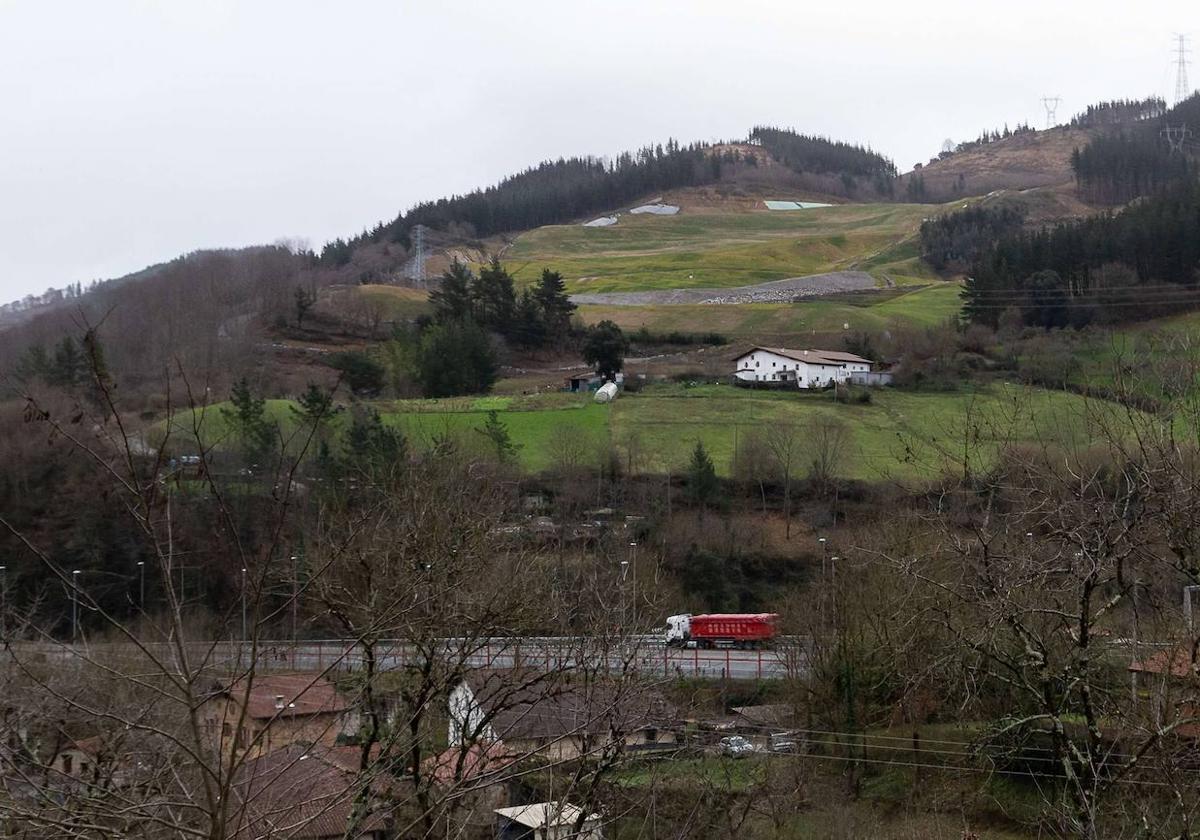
[136,561,145,612]
[71,569,81,643]
[818,537,828,625]
[0,566,7,637]
[241,567,248,642]
[629,542,638,626]
[290,554,302,665]
[830,556,840,620]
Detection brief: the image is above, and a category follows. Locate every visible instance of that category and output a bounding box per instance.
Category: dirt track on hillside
[569,271,876,306]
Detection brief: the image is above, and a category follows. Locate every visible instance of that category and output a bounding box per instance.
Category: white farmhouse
[733,346,873,389]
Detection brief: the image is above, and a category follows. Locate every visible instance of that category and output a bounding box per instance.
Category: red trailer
[668,613,778,649]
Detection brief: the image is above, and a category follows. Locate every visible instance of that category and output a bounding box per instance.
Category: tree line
[919,201,1028,272]
[963,176,1200,327]
[1071,131,1192,204]
[330,140,722,263]
[749,125,896,195]
[1070,93,1200,204]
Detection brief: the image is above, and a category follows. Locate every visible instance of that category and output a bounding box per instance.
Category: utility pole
[241,567,248,643]
[1175,34,1192,105]
[1041,95,1062,130]
[818,537,828,628]
[629,542,638,628]
[71,569,81,643]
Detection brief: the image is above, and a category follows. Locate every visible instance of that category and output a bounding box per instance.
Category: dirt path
[569,271,876,306]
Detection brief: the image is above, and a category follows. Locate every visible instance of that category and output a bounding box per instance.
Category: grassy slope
[348,199,968,343]
[505,203,940,293]
[578,283,963,340]
[1051,309,1200,403]
[610,383,1104,481]
[170,384,1115,483]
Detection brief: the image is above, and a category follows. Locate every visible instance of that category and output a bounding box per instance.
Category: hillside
[505,201,934,294]
[900,126,1098,202]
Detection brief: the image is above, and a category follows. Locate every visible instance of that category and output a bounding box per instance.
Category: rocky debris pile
[570,271,877,306]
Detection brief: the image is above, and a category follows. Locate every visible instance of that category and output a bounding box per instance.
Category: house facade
[201,673,358,759]
[733,346,873,389]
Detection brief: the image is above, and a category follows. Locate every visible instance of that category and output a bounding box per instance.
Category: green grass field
[167,383,1120,483]
[505,202,941,293]
[578,283,963,341]
[610,383,1106,481]
[1046,309,1200,404]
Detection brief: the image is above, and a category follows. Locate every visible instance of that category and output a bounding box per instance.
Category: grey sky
[0,0,1191,303]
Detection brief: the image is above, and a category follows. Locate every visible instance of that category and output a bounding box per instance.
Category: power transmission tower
[1041,96,1062,129]
[1174,34,1192,105]
[411,224,426,286]
[1162,123,1191,153]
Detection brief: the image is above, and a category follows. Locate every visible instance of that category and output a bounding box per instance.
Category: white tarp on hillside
[629,203,679,215]
[583,215,618,227]
[764,200,832,211]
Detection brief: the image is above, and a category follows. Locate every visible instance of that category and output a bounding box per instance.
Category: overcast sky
[0,0,1192,303]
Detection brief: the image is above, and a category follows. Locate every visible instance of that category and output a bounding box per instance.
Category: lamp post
[818,537,828,626]
[290,555,299,654]
[136,561,145,612]
[0,566,7,637]
[620,559,630,632]
[71,569,81,643]
[628,542,638,628]
[830,556,840,625]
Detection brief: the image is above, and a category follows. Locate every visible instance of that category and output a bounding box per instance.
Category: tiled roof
[214,673,353,721]
[461,670,675,742]
[737,346,873,366]
[228,743,393,839]
[1130,644,1199,677]
[424,741,519,786]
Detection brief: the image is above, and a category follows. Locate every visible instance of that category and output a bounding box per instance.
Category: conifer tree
[429,260,475,323]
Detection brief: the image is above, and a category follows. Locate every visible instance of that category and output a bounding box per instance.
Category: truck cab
[665,613,692,647]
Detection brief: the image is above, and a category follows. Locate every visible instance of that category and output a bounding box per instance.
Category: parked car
[718,736,754,758]
[769,732,801,753]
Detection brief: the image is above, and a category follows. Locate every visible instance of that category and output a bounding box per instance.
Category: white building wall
[734,351,864,389]
[734,350,807,385]
[447,682,496,747]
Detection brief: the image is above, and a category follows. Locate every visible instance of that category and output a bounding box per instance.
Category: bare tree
[765,423,803,539]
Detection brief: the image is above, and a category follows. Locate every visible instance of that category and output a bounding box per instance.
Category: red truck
[664,613,779,649]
